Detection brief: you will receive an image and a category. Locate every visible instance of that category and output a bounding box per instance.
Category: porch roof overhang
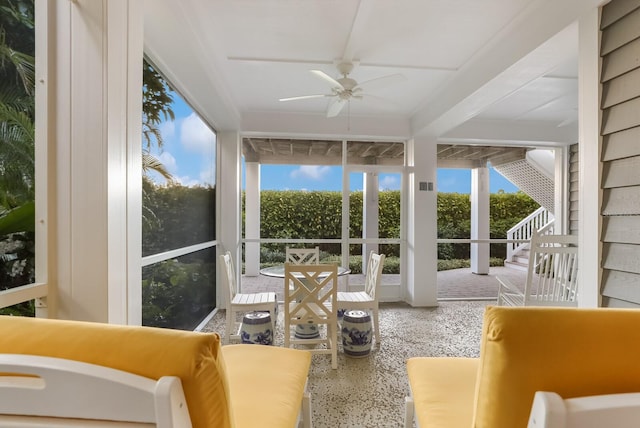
[242,138,529,168]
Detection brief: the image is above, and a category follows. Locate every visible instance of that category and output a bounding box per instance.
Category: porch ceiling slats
[242,139,526,168]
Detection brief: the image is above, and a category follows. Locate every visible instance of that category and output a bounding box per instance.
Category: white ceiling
[143,0,605,146]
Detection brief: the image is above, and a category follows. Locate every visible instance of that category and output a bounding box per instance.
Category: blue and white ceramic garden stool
[341,310,373,357]
[240,312,274,345]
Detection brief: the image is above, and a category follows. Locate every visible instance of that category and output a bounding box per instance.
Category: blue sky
[258,165,518,193]
[149,90,519,194]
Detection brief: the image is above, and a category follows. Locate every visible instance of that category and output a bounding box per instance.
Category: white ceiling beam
[441,118,578,146]
[410,0,606,139]
[241,111,411,141]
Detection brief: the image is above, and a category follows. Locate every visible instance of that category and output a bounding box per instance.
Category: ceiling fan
[279,62,406,118]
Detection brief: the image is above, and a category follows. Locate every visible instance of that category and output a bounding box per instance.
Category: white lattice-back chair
[286,246,320,265]
[284,263,338,369]
[337,251,385,346]
[220,251,277,343]
[0,354,191,427]
[497,234,578,307]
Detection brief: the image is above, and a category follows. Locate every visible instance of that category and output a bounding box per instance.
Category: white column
[471,167,490,274]
[217,131,242,303]
[578,7,602,308]
[554,147,569,234]
[245,162,261,276]
[406,138,438,307]
[363,172,379,270]
[47,0,143,323]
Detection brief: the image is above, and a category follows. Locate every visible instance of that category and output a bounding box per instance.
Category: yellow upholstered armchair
[0,315,312,428]
[405,306,640,428]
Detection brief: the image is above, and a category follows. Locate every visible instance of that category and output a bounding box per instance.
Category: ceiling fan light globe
[338,77,358,90]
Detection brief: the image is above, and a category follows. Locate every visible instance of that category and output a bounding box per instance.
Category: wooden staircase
[504,207,554,272]
[504,247,530,271]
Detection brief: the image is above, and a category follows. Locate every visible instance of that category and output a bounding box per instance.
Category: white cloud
[160,120,175,141]
[175,175,201,187]
[290,165,331,180]
[199,166,216,186]
[379,175,399,190]
[179,113,216,157]
[157,151,177,174]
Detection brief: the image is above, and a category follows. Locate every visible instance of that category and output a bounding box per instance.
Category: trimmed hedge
[253,190,538,260]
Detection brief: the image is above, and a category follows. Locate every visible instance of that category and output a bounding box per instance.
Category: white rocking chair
[497,233,578,307]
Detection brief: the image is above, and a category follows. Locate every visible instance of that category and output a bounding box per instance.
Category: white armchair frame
[0,354,191,427]
[528,391,640,428]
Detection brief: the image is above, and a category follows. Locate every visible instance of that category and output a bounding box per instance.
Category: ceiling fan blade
[326,98,347,118]
[279,94,332,102]
[359,93,401,110]
[354,73,407,92]
[310,70,343,89]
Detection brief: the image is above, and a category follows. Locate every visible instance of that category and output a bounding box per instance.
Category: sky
[148,90,519,194]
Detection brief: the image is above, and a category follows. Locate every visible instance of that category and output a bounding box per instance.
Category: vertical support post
[47,0,143,323]
[578,6,602,308]
[245,161,261,276]
[406,137,438,306]
[471,166,490,274]
[218,132,242,301]
[554,147,569,234]
[363,172,379,271]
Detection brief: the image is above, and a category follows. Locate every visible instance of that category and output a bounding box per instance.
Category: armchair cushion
[222,344,311,427]
[474,306,640,427]
[0,315,232,428]
[407,357,478,427]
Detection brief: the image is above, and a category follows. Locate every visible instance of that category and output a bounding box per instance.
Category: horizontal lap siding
[600,0,640,308]
[569,144,579,234]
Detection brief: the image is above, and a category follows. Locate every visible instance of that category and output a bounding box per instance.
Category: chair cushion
[222,344,311,427]
[0,316,232,428]
[406,357,478,428]
[473,306,640,427]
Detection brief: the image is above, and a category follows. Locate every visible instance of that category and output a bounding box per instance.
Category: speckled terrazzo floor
[202,300,491,428]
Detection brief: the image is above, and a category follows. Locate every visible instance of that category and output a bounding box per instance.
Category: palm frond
[0,28,35,95]
[142,152,174,183]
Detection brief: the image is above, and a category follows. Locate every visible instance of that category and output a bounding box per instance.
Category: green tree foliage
[141,59,174,183]
[142,252,215,330]
[0,0,36,316]
[141,181,216,329]
[0,0,35,210]
[142,59,174,151]
[142,180,216,256]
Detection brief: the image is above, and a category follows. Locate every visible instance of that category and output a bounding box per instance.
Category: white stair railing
[506,207,554,262]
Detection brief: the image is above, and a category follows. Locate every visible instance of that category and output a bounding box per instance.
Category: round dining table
[259,265,351,278]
